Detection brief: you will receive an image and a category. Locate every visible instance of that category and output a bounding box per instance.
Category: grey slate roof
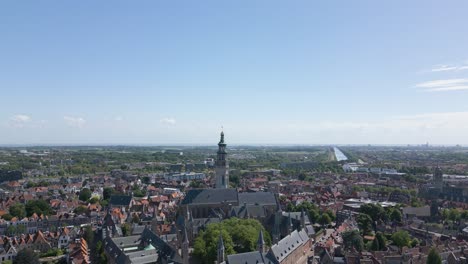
[267,229,309,263]
[193,217,222,231]
[111,235,141,248]
[227,251,267,264]
[141,228,183,264]
[125,249,159,264]
[181,189,238,205]
[132,225,146,235]
[231,205,267,218]
[238,192,277,206]
[110,195,133,206]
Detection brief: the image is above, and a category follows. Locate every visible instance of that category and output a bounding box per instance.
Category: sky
[1,1,468,145]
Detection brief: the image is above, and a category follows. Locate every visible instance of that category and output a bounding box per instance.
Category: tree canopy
[9,203,26,219]
[375,232,386,251]
[357,213,373,235]
[79,188,92,201]
[360,203,385,222]
[391,230,411,249]
[13,248,40,264]
[193,218,271,264]
[83,225,94,245]
[25,199,53,217]
[318,214,331,226]
[427,248,442,264]
[342,230,364,252]
[390,209,402,223]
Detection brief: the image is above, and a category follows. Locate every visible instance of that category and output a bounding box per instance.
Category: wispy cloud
[415,78,468,92]
[8,114,32,128]
[430,63,468,72]
[424,86,468,92]
[64,116,86,128]
[160,118,176,126]
[431,65,458,72]
[114,116,123,122]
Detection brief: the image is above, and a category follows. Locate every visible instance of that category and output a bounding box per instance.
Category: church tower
[434,166,443,189]
[215,131,229,189]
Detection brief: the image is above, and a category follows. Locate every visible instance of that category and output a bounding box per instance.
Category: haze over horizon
[1,1,468,145]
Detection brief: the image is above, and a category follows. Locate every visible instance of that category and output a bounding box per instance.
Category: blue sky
[1,1,468,145]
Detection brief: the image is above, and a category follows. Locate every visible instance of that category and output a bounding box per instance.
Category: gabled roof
[181,189,238,205]
[109,195,133,206]
[227,251,266,264]
[33,230,50,245]
[238,192,277,206]
[231,205,267,218]
[267,229,309,263]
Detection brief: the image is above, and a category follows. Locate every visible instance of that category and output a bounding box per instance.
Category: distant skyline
[1,1,468,145]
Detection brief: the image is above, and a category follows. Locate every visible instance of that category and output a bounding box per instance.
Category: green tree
[342,230,364,252]
[13,248,40,264]
[410,198,423,207]
[427,248,442,264]
[95,241,108,264]
[357,213,373,235]
[103,187,115,200]
[376,232,386,250]
[360,204,385,222]
[7,225,17,235]
[25,200,53,217]
[74,205,88,215]
[193,218,270,264]
[122,223,131,236]
[309,209,320,223]
[88,197,99,204]
[194,230,234,264]
[79,188,92,201]
[324,210,336,221]
[370,237,380,251]
[2,213,13,221]
[411,238,419,247]
[461,210,468,220]
[390,209,402,223]
[391,230,411,249]
[141,176,150,184]
[448,209,460,222]
[9,203,26,219]
[318,214,332,227]
[441,209,449,221]
[83,225,94,245]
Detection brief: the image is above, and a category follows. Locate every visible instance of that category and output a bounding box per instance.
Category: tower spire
[257,229,266,253]
[300,208,306,229]
[217,233,225,263]
[182,227,189,264]
[287,212,293,234]
[219,128,224,144]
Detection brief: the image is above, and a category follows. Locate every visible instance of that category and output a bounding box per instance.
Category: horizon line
[0,143,466,148]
